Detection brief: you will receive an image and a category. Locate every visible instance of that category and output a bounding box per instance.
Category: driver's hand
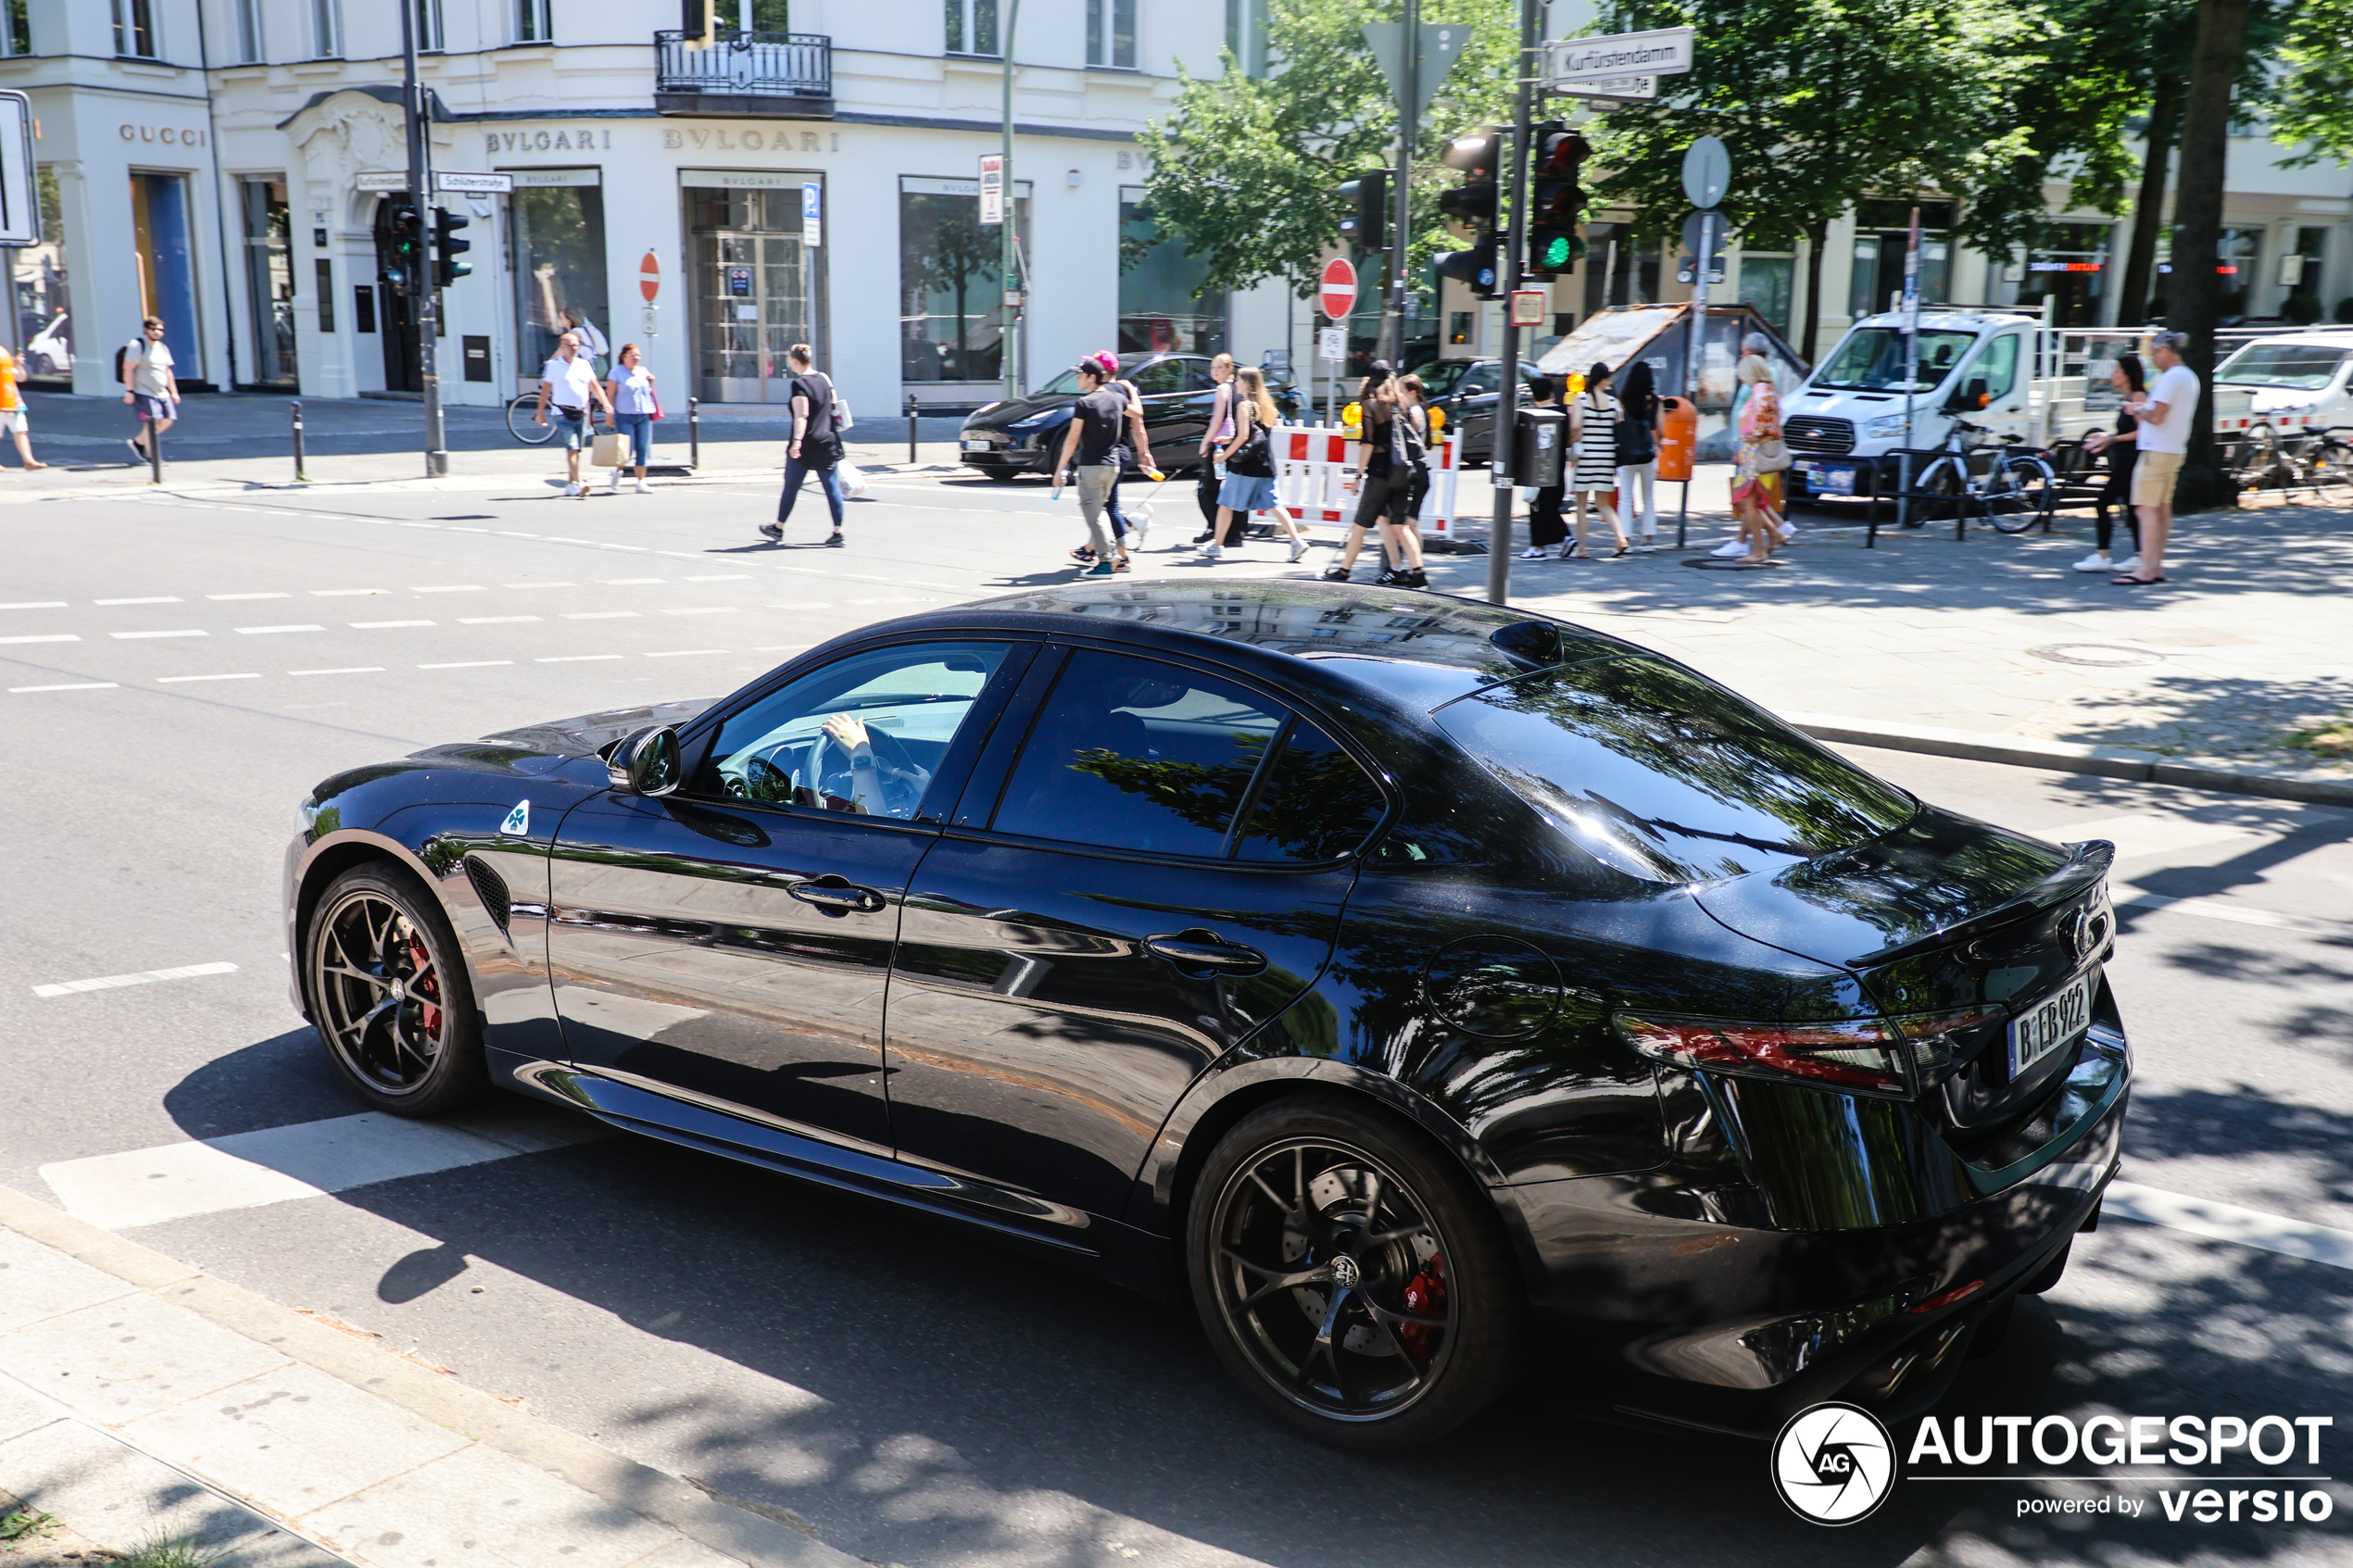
[821,713,871,753]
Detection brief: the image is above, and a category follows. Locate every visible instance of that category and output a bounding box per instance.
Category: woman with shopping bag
[601,344,660,494]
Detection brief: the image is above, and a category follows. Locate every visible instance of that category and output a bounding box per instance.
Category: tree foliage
[2268,0,2353,166]
[1136,0,1517,298]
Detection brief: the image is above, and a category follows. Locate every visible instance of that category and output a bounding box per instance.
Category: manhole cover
[2027,643,2165,668]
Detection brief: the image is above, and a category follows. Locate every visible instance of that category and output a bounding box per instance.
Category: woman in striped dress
[1568,361,1629,558]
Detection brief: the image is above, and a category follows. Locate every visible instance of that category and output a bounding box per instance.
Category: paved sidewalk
[0,1186,862,1568]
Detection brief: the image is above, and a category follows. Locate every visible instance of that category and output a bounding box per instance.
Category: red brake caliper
[407,935,443,1040]
[1399,1251,1447,1361]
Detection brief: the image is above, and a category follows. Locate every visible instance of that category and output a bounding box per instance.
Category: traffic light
[1336,170,1388,251]
[1526,123,1591,279]
[381,202,423,290]
[1433,131,1503,297]
[434,207,472,288]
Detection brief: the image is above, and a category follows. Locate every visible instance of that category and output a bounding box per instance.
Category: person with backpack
[761,344,848,546]
[1202,366,1308,563]
[120,317,179,466]
[1615,358,1661,550]
[1052,358,1131,576]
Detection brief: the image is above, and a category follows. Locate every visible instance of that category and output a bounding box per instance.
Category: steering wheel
[806,721,928,818]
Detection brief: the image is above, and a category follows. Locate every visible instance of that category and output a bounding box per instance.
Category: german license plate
[2008,972,2093,1078]
[1813,463,1858,495]
[962,438,990,451]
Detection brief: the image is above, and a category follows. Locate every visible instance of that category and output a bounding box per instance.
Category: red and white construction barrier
[1273,423,1465,538]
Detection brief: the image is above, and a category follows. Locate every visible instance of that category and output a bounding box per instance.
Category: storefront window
[241,179,296,388]
[12,169,68,380]
[900,175,1026,384]
[131,173,199,369]
[1118,189,1224,355]
[686,179,826,403]
[509,171,610,382]
[1736,253,1793,338]
[2018,220,2112,327]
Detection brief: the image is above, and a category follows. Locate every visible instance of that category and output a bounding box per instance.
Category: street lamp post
[397,0,447,477]
[1000,0,1023,406]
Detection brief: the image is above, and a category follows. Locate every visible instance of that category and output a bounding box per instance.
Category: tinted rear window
[1432,657,1915,882]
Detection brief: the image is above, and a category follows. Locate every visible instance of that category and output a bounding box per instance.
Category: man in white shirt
[534,332,613,496]
[120,316,179,466]
[2119,330,2198,585]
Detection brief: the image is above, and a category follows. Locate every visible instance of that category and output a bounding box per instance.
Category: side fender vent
[464,855,513,937]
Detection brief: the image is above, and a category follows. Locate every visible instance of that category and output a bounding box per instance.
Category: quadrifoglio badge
[1772,1405,2337,1526]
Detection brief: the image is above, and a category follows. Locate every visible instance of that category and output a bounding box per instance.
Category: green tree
[1589,0,2040,357]
[2265,0,2353,165]
[1137,0,1517,302]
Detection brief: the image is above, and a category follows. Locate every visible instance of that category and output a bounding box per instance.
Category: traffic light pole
[398,2,447,476]
[1485,0,1537,605]
[1000,0,1023,406]
[1385,0,1417,369]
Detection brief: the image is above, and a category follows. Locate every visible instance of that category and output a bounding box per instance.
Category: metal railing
[654,30,832,99]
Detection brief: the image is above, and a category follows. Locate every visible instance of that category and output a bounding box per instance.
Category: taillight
[1614,1008,2004,1098]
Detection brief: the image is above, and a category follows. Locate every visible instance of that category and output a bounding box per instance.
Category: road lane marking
[290,667,385,676]
[2107,1182,2353,1271]
[503,581,574,588]
[412,584,485,593]
[459,616,542,624]
[235,624,326,634]
[157,673,262,684]
[0,601,68,609]
[2117,891,2341,938]
[36,1110,606,1230]
[537,654,622,662]
[9,683,117,693]
[110,630,208,639]
[350,620,436,629]
[95,596,182,605]
[310,588,387,596]
[420,660,513,669]
[208,592,292,601]
[31,960,238,998]
[0,633,79,645]
[563,611,639,620]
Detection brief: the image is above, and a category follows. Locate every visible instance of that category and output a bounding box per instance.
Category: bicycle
[506,391,556,445]
[2231,421,2353,504]
[1913,420,2058,534]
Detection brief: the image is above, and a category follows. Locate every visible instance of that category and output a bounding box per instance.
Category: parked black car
[285,582,2124,1449]
[958,353,1301,481]
[1413,358,1550,466]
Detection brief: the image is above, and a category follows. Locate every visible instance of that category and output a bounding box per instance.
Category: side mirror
[607,724,682,797]
[1945,377,1989,414]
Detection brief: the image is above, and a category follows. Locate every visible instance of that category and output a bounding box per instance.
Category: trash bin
[1657,396,1697,482]
[1514,406,1566,487]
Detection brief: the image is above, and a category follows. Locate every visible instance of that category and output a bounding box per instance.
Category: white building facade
[0,0,1296,416]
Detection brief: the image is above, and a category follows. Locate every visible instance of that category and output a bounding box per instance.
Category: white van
[2213,331,2353,440]
[1784,310,2252,503]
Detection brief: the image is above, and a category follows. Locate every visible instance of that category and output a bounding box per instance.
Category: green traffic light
[1541,234,1573,269]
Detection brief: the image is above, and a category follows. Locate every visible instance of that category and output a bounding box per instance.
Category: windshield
[1433,656,1916,883]
[1812,328,1981,392]
[2216,343,2350,391]
[1411,360,1474,396]
[1035,353,1155,396]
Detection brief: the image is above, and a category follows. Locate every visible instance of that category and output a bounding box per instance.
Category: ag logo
[499,799,531,836]
[1771,1402,1896,1524]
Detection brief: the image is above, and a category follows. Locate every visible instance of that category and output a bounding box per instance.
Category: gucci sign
[120,125,208,146]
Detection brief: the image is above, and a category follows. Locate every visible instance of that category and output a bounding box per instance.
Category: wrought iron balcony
[654,31,834,118]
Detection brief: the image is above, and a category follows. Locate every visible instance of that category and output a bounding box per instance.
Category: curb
[1788,713,2353,808]
[0,1184,862,1568]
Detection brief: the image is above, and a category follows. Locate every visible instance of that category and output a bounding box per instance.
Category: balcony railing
[654,31,832,108]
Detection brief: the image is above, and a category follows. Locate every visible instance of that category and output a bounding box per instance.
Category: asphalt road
[2,475,2348,1568]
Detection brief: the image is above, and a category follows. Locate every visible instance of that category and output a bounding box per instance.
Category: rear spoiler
[1850,840,2115,968]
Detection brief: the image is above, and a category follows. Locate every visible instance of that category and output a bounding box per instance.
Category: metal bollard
[291,399,308,483]
[688,395,700,471]
[147,420,163,485]
[905,393,919,466]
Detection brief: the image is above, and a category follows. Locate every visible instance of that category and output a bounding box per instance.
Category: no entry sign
[1319,257,1358,324]
[640,251,661,303]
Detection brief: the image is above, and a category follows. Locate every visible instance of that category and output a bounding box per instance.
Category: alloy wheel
[1207,1138,1457,1424]
[311,889,449,1096]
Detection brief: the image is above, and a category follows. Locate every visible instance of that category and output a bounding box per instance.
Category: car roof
[938,581,1643,707]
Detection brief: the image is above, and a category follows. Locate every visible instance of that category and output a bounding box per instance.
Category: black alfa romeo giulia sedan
[284,582,2125,1449]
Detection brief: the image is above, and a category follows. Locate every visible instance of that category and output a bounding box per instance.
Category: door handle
[789,875,887,915]
[1145,931,1267,977]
